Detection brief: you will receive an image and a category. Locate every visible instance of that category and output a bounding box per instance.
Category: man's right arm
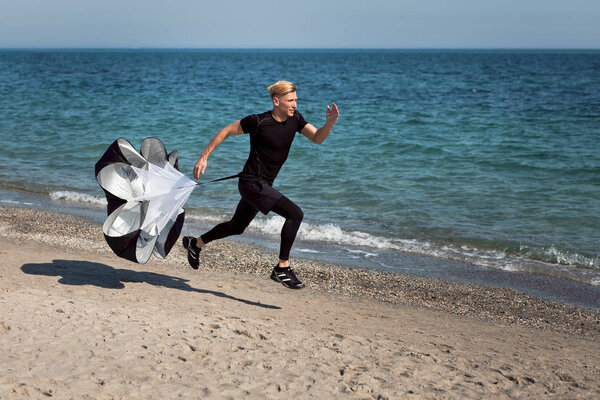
[193,120,244,179]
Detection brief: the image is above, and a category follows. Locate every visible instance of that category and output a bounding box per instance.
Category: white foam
[248,216,406,251]
[296,248,322,254]
[185,212,231,224]
[498,263,520,272]
[50,191,107,206]
[545,245,596,267]
[346,249,378,258]
[0,199,35,206]
[249,215,286,235]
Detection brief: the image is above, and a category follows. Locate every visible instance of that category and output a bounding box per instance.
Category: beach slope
[0,207,599,399]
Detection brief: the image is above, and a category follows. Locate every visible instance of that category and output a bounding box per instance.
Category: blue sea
[1,49,599,294]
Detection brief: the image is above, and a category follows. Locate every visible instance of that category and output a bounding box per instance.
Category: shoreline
[1,205,599,337]
[3,186,600,290]
[1,205,600,398]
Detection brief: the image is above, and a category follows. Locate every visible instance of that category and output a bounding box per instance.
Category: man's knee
[290,205,304,223]
[273,196,304,223]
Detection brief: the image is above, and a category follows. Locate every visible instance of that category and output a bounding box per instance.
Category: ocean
[1,49,599,290]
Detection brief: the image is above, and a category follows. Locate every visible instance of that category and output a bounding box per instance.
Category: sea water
[1,49,599,287]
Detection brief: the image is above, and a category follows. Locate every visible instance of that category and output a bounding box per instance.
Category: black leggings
[200,196,303,261]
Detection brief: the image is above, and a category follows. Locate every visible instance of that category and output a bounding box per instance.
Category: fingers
[325,102,339,125]
[327,102,339,116]
[193,159,207,180]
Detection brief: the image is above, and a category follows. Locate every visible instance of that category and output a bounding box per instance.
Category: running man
[182,81,339,289]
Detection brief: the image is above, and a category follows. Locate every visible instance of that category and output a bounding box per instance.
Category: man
[182,81,339,289]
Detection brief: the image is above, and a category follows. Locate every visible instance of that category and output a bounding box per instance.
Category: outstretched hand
[193,158,207,180]
[326,102,339,125]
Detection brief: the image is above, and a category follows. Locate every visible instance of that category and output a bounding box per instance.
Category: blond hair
[267,81,296,98]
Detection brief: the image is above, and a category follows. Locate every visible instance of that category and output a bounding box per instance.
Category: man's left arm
[301,103,339,144]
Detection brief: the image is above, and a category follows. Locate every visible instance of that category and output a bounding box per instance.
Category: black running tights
[200,196,303,261]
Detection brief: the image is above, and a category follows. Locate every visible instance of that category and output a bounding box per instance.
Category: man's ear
[272,96,280,107]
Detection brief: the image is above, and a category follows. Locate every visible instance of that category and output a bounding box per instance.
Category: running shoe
[182,236,201,269]
[270,266,305,289]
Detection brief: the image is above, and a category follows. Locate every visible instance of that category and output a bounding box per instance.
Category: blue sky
[1,0,599,48]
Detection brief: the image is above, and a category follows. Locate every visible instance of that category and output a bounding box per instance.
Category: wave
[247,215,599,274]
[249,216,405,251]
[249,216,500,262]
[185,213,228,224]
[524,244,598,268]
[50,191,107,206]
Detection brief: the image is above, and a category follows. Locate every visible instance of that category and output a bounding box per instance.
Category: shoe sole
[182,237,200,270]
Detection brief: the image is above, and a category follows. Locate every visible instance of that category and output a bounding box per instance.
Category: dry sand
[0,206,599,399]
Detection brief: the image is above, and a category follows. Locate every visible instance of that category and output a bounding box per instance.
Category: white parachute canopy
[130,162,196,237]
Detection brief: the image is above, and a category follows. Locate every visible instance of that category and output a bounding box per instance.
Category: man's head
[268,81,297,118]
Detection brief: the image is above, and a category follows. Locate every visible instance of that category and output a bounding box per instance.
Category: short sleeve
[240,114,258,134]
[295,111,308,133]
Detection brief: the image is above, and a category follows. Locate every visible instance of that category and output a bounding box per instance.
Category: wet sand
[1,206,599,399]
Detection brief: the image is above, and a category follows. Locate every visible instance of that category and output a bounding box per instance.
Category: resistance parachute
[95,138,196,264]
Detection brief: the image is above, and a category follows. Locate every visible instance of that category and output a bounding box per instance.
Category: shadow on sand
[21,259,280,310]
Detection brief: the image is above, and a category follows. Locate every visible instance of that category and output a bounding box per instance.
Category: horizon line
[1,46,599,51]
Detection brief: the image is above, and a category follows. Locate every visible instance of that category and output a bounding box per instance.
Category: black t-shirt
[239,110,307,183]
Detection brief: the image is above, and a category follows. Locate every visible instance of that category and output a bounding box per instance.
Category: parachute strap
[196,172,241,186]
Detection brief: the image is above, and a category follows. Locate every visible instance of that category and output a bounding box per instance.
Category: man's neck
[271,109,288,122]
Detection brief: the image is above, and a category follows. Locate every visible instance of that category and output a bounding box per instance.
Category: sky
[1,0,599,49]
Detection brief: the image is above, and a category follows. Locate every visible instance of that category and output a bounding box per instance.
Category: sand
[0,206,599,399]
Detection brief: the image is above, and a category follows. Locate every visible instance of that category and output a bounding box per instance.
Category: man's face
[274,92,297,117]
